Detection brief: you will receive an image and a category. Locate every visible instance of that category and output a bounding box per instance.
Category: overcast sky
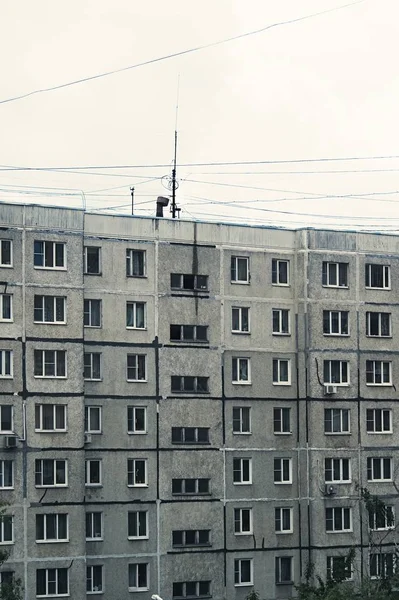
[1,0,399,230]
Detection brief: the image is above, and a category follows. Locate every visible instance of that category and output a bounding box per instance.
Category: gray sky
[1,0,399,230]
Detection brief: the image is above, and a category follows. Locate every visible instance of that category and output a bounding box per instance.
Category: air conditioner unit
[84,433,92,444]
[4,436,18,449]
[324,384,338,395]
[325,484,337,496]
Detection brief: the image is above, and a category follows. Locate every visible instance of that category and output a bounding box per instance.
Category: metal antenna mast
[171,75,180,218]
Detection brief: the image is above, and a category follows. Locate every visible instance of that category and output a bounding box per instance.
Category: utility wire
[0,0,364,106]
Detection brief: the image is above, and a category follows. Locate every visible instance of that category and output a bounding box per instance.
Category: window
[127,407,147,434]
[325,507,352,532]
[35,459,67,487]
[126,249,146,277]
[322,262,348,287]
[173,581,211,599]
[274,458,292,484]
[272,309,290,335]
[171,376,209,393]
[366,360,392,386]
[84,299,101,328]
[366,409,392,433]
[234,559,253,586]
[35,404,66,432]
[84,353,102,381]
[170,325,208,343]
[232,307,250,334]
[324,409,350,434]
[85,406,101,434]
[233,407,251,434]
[0,240,12,267]
[323,360,349,385]
[172,427,209,444]
[36,568,68,597]
[34,241,65,269]
[85,460,102,487]
[172,530,210,547]
[86,566,103,594]
[233,458,252,484]
[325,458,351,483]
[0,294,12,322]
[128,563,148,592]
[86,512,102,541]
[274,408,291,434]
[234,508,252,535]
[275,508,293,533]
[84,247,101,275]
[0,406,12,433]
[127,459,147,487]
[0,516,13,544]
[275,557,293,585]
[34,296,66,324]
[369,505,394,531]
[126,302,146,329]
[231,256,249,283]
[128,511,148,539]
[365,264,390,289]
[0,461,13,489]
[367,457,392,482]
[370,553,395,579]
[327,557,352,581]
[127,354,146,382]
[170,273,208,291]
[272,259,289,285]
[272,359,290,385]
[0,571,14,586]
[366,312,391,337]
[232,357,251,384]
[0,351,12,378]
[34,350,66,378]
[323,311,349,336]
[172,478,210,495]
[36,514,68,542]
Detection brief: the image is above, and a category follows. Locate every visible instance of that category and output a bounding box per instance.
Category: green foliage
[245,589,261,600]
[0,503,23,600]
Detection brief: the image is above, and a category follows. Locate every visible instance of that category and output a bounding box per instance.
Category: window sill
[126,380,147,383]
[84,325,102,329]
[84,272,102,276]
[170,340,209,344]
[172,543,212,548]
[367,431,392,435]
[128,431,147,435]
[231,281,250,285]
[35,430,68,434]
[232,381,252,386]
[272,332,291,337]
[234,583,253,588]
[274,432,292,436]
[274,481,292,485]
[324,432,351,436]
[0,376,13,380]
[325,480,352,485]
[171,288,209,293]
[171,441,210,445]
[324,383,350,387]
[36,539,69,544]
[272,382,291,386]
[322,285,349,289]
[272,283,290,287]
[0,320,13,323]
[84,379,103,383]
[86,537,103,542]
[232,330,251,335]
[326,530,353,534]
[33,267,67,271]
[367,480,392,484]
[0,265,12,269]
[128,589,149,593]
[276,531,293,535]
[234,532,253,537]
[0,541,13,546]
[127,327,147,331]
[366,384,392,387]
[0,487,14,491]
[365,286,391,291]
[37,595,69,599]
[172,493,211,497]
[323,333,350,337]
[233,432,252,435]
[127,484,148,488]
[87,591,103,595]
[126,275,147,279]
[86,431,102,435]
[233,482,252,486]
[34,376,67,380]
[34,321,67,326]
[366,335,392,339]
[128,536,149,541]
[35,485,68,489]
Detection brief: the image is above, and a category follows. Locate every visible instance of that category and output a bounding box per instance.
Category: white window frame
[232,357,251,384]
[272,308,290,335]
[34,350,66,379]
[127,458,147,487]
[367,457,393,482]
[35,404,67,433]
[0,405,13,433]
[274,458,293,484]
[231,256,250,284]
[84,299,102,328]
[324,458,351,483]
[84,246,101,275]
[0,294,12,322]
[86,512,103,541]
[366,360,392,386]
[322,261,348,288]
[273,407,291,435]
[272,358,291,386]
[126,354,147,382]
[0,515,13,544]
[233,457,252,485]
[127,406,147,434]
[0,350,13,378]
[366,312,391,337]
[128,563,149,592]
[272,258,289,286]
[365,263,391,290]
[85,459,102,487]
[36,513,69,543]
[325,507,352,533]
[275,507,293,534]
[85,406,102,434]
[323,310,349,336]
[84,352,102,381]
[86,565,103,594]
[0,240,12,268]
[234,508,253,535]
[232,407,251,434]
[126,249,146,278]
[323,360,349,386]
[234,558,253,587]
[128,511,149,540]
[324,408,350,435]
[36,568,69,598]
[34,296,66,325]
[232,306,250,334]
[366,408,392,434]
[275,556,293,585]
[126,301,146,329]
[172,478,210,496]
[369,505,395,531]
[34,241,66,270]
[370,552,396,579]
[327,556,353,581]
[35,459,68,488]
[0,460,13,489]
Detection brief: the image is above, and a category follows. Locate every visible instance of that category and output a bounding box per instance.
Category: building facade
[0,202,398,599]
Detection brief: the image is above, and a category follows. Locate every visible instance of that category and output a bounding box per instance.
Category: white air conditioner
[84,433,92,444]
[325,484,337,496]
[4,436,18,449]
[324,384,338,395]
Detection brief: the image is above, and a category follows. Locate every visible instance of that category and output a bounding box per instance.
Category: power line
[0,0,364,106]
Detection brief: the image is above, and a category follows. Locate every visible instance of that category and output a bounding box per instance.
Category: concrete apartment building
[0,201,398,599]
